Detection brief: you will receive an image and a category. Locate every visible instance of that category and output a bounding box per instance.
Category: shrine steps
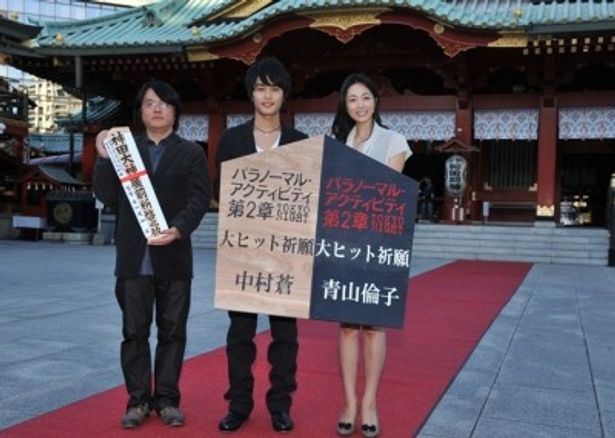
[412,222,609,266]
[192,213,610,266]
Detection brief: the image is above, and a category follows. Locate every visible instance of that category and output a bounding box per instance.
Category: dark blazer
[215,119,308,198]
[94,132,211,280]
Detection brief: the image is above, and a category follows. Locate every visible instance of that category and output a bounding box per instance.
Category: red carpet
[1,260,531,437]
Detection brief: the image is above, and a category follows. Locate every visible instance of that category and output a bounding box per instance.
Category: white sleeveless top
[346,123,411,166]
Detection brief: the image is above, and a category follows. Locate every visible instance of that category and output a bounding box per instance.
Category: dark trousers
[224,311,298,416]
[420,199,434,220]
[115,276,191,411]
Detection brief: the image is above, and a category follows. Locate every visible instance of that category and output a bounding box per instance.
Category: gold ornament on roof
[488,32,528,48]
[305,8,386,32]
[433,23,445,35]
[186,45,219,63]
[54,32,64,44]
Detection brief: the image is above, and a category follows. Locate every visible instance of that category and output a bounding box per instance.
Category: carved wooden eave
[303,8,388,44]
[434,137,479,154]
[419,23,492,58]
[208,16,313,64]
[378,11,498,57]
[0,116,29,131]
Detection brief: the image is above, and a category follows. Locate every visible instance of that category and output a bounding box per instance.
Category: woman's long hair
[331,73,384,143]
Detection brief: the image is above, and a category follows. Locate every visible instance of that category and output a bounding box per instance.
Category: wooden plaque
[215,135,418,328]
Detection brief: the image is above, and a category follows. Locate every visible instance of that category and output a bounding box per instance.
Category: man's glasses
[142,99,170,110]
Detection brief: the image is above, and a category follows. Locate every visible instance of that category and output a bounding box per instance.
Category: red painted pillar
[536,101,557,221]
[81,134,96,185]
[457,106,475,221]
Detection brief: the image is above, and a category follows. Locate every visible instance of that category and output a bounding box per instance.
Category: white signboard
[103,127,168,239]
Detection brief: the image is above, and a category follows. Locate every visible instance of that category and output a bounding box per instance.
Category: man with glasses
[94,79,210,429]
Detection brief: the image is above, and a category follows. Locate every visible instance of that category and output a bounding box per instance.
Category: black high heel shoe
[361,423,380,438]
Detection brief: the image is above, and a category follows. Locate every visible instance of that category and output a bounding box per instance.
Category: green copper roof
[56,97,127,129]
[28,132,83,154]
[37,164,84,185]
[33,0,615,53]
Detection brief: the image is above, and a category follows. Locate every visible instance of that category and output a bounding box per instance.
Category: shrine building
[3,0,615,227]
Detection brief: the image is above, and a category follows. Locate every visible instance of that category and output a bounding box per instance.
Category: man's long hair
[133,79,182,132]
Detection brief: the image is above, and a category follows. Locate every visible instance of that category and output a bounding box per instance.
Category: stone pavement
[0,240,614,437]
[419,260,615,438]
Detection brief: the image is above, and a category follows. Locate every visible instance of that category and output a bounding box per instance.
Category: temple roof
[28,133,84,154]
[56,97,127,129]
[36,165,84,186]
[0,16,44,57]
[31,0,615,53]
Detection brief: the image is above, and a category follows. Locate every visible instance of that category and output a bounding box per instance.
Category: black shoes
[121,404,150,429]
[218,411,248,432]
[218,410,293,433]
[271,411,294,433]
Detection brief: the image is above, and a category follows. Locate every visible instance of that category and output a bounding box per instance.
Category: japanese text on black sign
[322,177,406,235]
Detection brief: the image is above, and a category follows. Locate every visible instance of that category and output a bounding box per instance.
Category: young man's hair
[133,79,182,132]
[244,56,291,99]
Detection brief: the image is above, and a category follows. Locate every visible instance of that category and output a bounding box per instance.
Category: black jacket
[215,119,308,198]
[94,132,211,279]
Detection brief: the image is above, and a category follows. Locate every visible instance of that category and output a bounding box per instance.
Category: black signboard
[309,136,418,328]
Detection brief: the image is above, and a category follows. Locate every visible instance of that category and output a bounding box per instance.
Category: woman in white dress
[330,73,412,438]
